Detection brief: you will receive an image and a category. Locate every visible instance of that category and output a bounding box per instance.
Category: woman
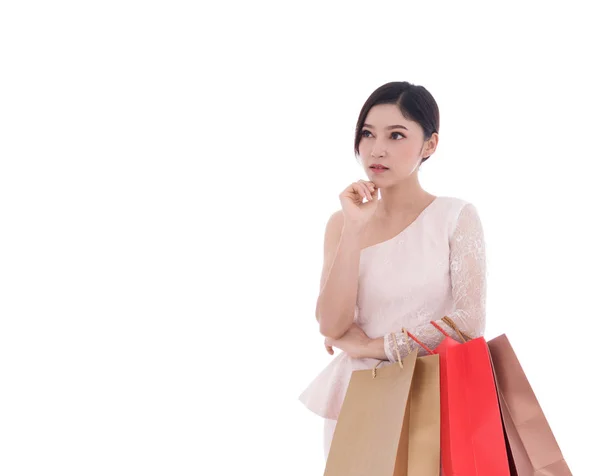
[298,81,487,461]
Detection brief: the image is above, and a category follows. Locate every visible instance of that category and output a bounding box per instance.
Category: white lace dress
[297,196,488,459]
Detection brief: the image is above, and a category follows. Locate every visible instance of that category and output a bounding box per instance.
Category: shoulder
[436,195,481,216]
[435,195,474,211]
[322,209,345,248]
[325,209,345,233]
[434,196,483,239]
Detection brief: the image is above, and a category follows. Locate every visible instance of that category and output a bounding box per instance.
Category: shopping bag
[324,350,417,476]
[325,330,440,476]
[487,334,572,476]
[406,352,441,476]
[407,318,510,475]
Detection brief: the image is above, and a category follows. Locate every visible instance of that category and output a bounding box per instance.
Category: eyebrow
[363,123,408,131]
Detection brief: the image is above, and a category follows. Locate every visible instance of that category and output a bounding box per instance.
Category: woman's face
[357,103,434,185]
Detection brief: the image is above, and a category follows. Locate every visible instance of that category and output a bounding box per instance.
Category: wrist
[365,337,387,360]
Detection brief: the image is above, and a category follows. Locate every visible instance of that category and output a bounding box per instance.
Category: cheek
[392,141,419,158]
[357,140,367,155]
[357,146,369,162]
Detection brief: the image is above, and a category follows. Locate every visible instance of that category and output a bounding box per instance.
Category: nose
[370,145,386,158]
[369,136,388,158]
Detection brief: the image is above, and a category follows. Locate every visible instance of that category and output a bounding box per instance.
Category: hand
[324,323,373,359]
[339,180,379,230]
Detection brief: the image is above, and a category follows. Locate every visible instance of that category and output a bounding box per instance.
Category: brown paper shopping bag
[407,352,441,475]
[487,334,572,476]
[325,330,440,476]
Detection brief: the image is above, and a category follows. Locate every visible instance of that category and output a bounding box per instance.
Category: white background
[1,1,598,474]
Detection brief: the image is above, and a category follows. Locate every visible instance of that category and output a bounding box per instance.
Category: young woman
[298,81,487,460]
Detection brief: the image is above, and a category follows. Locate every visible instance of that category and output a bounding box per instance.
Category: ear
[423,132,439,156]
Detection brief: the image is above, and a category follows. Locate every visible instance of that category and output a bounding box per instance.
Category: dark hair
[354,81,440,165]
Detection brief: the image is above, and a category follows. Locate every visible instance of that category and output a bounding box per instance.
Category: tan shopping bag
[407,353,441,475]
[487,334,572,476]
[324,330,440,476]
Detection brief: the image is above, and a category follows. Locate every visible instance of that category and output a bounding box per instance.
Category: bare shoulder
[325,209,345,236]
[323,209,345,253]
[318,209,345,292]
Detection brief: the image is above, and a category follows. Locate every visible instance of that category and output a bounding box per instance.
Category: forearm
[383,309,486,363]
[316,224,363,339]
[365,337,388,360]
[382,320,452,362]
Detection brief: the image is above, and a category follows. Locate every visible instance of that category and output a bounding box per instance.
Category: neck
[376,176,432,218]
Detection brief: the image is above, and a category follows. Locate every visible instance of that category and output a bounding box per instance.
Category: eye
[360,129,372,138]
[391,132,405,140]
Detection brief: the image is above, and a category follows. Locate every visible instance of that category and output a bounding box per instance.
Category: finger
[349,181,375,202]
[361,182,373,201]
[324,341,334,355]
[366,184,379,202]
[359,179,376,193]
[351,182,368,203]
[364,181,376,197]
[363,181,377,197]
[356,182,372,201]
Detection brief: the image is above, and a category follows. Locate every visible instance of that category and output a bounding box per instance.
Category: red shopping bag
[406,320,510,476]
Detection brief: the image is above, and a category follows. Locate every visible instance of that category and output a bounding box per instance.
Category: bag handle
[430,320,452,338]
[441,315,472,342]
[404,328,435,355]
[372,329,406,378]
[428,316,469,343]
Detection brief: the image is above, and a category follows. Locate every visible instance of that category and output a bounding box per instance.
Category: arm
[377,202,487,361]
[315,211,364,340]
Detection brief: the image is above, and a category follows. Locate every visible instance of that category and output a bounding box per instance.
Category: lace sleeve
[383,202,487,361]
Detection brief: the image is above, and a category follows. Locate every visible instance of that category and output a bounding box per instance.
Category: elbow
[315,296,353,339]
[317,310,350,340]
[319,321,346,340]
[448,308,486,339]
[468,307,486,337]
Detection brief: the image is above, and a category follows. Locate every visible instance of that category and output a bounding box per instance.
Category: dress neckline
[360,196,441,254]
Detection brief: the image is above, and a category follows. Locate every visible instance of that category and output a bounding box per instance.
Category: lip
[370,165,389,174]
